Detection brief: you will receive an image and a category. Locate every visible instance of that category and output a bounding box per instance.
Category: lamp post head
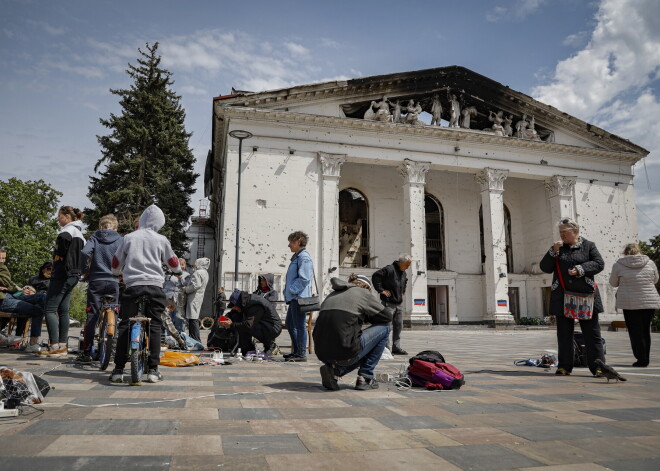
[229,130,253,140]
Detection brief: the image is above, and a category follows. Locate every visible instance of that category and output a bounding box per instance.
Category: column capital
[476,168,508,192]
[544,175,577,198]
[398,159,430,185]
[318,152,346,177]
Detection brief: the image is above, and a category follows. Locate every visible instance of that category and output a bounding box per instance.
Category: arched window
[479,204,513,272]
[425,194,445,270]
[338,188,369,268]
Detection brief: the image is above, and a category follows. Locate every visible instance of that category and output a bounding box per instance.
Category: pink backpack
[407,359,465,390]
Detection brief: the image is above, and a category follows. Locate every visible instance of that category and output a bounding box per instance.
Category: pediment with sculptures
[341,89,553,142]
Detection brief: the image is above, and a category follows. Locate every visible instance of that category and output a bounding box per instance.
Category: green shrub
[68,283,88,323]
[517,316,544,325]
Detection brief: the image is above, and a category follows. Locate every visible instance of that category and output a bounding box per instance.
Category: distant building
[205,66,648,325]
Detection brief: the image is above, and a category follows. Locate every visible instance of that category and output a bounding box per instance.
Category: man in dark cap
[219,289,282,356]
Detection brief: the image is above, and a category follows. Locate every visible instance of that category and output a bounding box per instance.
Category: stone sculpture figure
[363,101,376,120]
[405,99,423,126]
[515,113,530,138]
[391,99,403,123]
[448,92,461,128]
[373,96,392,122]
[503,114,514,137]
[488,110,505,136]
[460,106,477,129]
[430,94,443,126]
[515,113,541,140]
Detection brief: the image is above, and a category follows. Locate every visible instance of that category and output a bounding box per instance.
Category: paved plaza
[1,327,659,471]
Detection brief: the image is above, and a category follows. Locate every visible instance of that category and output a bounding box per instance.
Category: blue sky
[2,0,659,240]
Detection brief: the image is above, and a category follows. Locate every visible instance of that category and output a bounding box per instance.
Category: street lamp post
[228,129,253,290]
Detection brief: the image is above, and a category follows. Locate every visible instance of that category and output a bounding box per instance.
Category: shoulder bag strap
[312,268,319,296]
[555,256,566,290]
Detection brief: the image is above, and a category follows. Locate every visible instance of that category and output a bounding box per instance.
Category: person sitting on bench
[219,289,282,356]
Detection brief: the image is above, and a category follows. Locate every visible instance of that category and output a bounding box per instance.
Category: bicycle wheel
[98,316,110,370]
[130,348,145,385]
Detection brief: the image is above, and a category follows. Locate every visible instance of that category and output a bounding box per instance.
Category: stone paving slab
[1,328,659,470]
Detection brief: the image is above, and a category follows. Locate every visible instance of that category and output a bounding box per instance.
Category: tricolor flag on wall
[497,299,507,307]
[414,299,426,306]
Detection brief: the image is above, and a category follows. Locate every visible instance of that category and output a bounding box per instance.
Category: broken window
[338,188,369,268]
[425,194,445,270]
[479,204,513,273]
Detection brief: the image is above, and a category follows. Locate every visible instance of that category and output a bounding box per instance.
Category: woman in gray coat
[184,258,210,342]
[609,243,660,367]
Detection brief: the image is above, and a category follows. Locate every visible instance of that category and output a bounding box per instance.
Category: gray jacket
[609,254,660,310]
[185,258,210,319]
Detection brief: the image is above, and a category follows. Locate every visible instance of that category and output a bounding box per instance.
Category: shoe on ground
[264,343,277,357]
[75,353,93,364]
[632,361,649,367]
[38,346,66,357]
[283,352,295,359]
[391,347,408,355]
[178,342,188,351]
[145,369,163,383]
[109,368,124,383]
[24,343,42,353]
[0,333,8,347]
[355,376,379,390]
[320,364,340,391]
[555,367,571,376]
[287,354,307,362]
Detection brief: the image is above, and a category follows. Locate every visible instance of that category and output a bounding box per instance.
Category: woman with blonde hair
[609,243,660,367]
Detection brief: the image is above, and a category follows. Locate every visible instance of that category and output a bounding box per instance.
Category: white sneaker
[24,343,42,353]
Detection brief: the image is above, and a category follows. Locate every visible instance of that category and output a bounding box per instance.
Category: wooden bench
[610,320,627,331]
[0,311,31,347]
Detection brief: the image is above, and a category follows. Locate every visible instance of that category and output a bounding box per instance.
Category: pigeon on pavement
[595,359,627,383]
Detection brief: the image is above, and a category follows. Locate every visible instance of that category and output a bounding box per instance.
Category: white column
[476,168,514,323]
[399,159,432,325]
[545,176,577,236]
[318,152,346,298]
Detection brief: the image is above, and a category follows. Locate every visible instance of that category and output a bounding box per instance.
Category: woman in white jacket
[185,258,210,342]
[609,243,660,367]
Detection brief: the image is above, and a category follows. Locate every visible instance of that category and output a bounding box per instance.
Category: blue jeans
[0,292,46,338]
[286,299,307,356]
[330,324,390,381]
[84,279,119,354]
[45,275,79,344]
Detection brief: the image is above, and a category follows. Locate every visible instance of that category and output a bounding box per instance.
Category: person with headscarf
[253,273,278,303]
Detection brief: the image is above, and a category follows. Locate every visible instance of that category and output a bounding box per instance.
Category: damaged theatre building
[205,66,648,325]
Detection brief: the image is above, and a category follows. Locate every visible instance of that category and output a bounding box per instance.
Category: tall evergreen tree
[86,42,197,254]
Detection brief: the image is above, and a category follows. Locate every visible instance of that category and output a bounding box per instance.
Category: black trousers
[623,309,654,365]
[114,285,166,371]
[236,323,279,353]
[188,319,201,342]
[556,311,605,374]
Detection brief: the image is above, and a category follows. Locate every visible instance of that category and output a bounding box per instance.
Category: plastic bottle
[236,348,243,361]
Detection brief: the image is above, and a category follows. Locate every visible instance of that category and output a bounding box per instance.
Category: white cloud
[284,41,310,58]
[26,20,66,35]
[486,0,546,22]
[320,38,341,49]
[562,31,588,47]
[533,0,660,239]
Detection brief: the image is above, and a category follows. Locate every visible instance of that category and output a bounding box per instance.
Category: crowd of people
[1,210,658,390]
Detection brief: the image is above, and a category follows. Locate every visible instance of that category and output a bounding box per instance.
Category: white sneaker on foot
[24,343,42,353]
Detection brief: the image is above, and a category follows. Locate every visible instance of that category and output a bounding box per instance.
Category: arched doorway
[425,194,445,270]
[338,188,369,267]
[479,204,513,272]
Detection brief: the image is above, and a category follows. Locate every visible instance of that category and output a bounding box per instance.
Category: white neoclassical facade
[205,66,648,325]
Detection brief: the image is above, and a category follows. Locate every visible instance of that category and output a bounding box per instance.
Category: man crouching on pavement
[219,289,282,356]
[312,274,393,391]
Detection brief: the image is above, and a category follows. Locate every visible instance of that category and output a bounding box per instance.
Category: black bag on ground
[573,332,606,367]
[409,350,446,366]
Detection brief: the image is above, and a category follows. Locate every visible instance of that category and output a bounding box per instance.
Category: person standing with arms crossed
[372,254,411,355]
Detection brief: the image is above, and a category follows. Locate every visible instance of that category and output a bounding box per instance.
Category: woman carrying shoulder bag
[609,243,660,367]
[540,218,606,376]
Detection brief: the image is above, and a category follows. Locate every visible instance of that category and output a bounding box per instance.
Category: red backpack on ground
[407,359,465,390]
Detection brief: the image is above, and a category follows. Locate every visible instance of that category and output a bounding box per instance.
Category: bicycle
[96,296,120,371]
[128,296,151,385]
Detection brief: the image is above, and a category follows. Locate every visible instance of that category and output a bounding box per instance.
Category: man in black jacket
[313,275,393,391]
[371,254,411,355]
[219,289,282,355]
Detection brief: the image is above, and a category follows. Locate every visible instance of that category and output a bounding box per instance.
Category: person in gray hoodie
[609,243,660,367]
[253,273,279,303]
[184,257,210,342]
[313,274,393,391]
[109,204,181,383]
[76,214,123,363]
